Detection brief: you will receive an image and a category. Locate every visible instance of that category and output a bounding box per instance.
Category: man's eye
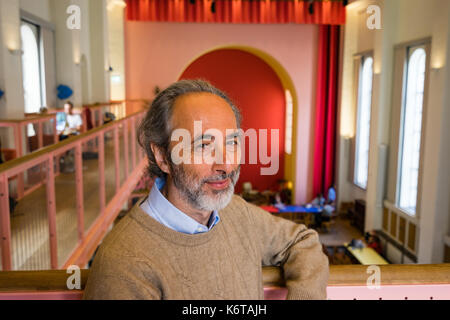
[227,140,239,146]
[196,143,211,150]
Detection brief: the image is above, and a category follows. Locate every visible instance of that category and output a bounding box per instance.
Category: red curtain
[126,0,346,25]
[313,25,340,198]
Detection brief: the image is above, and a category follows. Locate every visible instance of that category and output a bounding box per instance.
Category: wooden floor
[7,132,135,271]
[318,216,363,246]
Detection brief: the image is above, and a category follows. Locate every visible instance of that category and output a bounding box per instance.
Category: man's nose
[212,145,233,173]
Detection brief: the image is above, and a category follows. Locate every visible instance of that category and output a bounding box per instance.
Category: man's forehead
[171,92,237,131]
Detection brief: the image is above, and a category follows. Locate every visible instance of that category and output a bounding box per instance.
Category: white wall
[20,0,51,22]
[0,0,112,116]
[0,0,116,154]
[107,1,125,101]
[0,0,25,120]
[88,0,110,104]
[48,0,80,107]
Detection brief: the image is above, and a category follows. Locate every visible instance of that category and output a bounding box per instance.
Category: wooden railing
[0,114,58,200]
[0,106,148,272]
[0,264,449,300]
[0,101,148,201]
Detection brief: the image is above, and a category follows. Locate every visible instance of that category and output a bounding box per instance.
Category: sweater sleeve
[83,274,161,300]
[245,200,329,300]
[83,243,162,300]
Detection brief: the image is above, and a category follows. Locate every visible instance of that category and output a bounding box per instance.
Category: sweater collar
[141,177,220,235]
[130,202,224,246]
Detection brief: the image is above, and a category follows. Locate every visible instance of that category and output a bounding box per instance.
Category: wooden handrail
[0,264,449,292]
[0,270,90,292]
[0,113,56,124]
[0,109,146,174]
[263,264,450,286]
[82,102,123,111]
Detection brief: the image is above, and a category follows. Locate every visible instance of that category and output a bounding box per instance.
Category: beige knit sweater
[83,195,329,300]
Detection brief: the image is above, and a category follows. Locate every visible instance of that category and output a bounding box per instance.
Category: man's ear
[151,143,170,174]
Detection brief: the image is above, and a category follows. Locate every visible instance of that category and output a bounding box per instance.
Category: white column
[107,0,126,101]
[88,0,110,103]
[49,0,82,108]
[364,0,398,232]
[0,0,24,119]
[417,5,450,263]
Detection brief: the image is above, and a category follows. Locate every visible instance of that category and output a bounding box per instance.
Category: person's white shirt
[67,114,82,129]
[64,114,82,134]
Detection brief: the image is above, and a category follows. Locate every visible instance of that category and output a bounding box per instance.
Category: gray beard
[169,164,240,212]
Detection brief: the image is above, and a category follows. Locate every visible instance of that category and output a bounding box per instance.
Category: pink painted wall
[125,22,318,203]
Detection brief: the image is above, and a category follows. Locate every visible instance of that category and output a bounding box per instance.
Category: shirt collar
[142,177,220,235]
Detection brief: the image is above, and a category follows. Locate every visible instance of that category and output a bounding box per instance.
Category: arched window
[354,56,373,189]
[397,47,427,215]
[21,21,43,114]
[285,89,293,155]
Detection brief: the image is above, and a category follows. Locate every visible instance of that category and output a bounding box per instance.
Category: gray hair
[137,79,242,179]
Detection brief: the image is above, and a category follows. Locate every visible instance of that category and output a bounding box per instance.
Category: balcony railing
[0,103,148,272]
[0,114,58,200]
[0,264,449,300]
[0,101,147,201]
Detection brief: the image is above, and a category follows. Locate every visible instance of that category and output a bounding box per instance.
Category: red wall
[179,49,285,193]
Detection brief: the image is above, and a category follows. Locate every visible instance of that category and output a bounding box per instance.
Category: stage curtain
[126,0,346,25]
[313,25,340,198]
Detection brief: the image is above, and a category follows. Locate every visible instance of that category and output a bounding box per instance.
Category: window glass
[354,56,373,189]
[285,90,293,155]
[397,47,426,215]
[21,21,43,115]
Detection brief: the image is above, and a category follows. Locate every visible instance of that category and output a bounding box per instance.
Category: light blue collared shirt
[140,177,220,234]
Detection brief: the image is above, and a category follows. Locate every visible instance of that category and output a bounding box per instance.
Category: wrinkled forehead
[170,92,238,135]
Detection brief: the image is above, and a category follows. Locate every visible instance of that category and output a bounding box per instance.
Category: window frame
[21,9,57,111]
[352,51,374,191]
[395,40,431,218]
[284,89,293,155]
[21,18,45,113]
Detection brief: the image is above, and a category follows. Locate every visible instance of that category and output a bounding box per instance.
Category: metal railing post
[131,117,137,170]
[0,173,12,270]
[123,121,129,179]
[14,124,24,199]
[75,144,84,242]
[98,132,106,214]
[37,121,43,150]
[114,126,120,193]
[45,156,58,269]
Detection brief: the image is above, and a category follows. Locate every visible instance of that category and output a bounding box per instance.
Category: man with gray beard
[83,79,329,300]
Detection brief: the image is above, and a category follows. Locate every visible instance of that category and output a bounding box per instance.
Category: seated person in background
[313,186,337,229]
[365,231,383,254]
[327,185,336,205]
[58,101,82,173]
[103,111,116,124]
[59,101,83,141]
[39,106,48,114]
[311,193,326,207]
[323,185,337,217]
[278,179,292,204]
